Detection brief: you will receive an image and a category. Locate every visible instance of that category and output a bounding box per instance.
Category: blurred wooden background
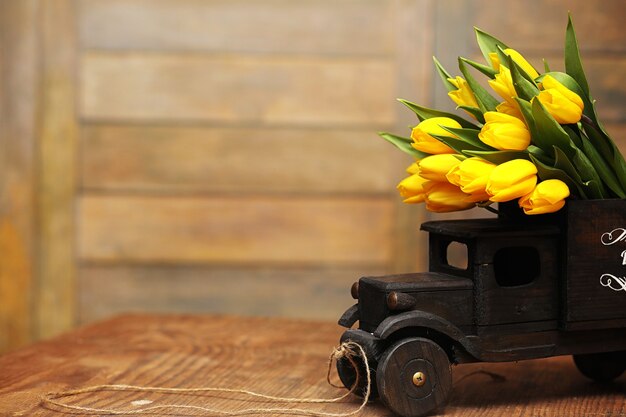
[1,0,625,353]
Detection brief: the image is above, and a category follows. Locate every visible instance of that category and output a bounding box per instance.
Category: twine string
[40,341,371,416]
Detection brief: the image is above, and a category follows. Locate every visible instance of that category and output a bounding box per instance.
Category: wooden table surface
[0,314,624,417]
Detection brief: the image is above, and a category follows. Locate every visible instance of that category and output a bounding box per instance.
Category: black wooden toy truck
[337,199,626,417]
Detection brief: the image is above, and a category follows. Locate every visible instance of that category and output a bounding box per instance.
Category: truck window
[445,241,468,270]
[494,246,540,287]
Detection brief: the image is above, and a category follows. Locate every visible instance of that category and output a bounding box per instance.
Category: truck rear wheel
[573,351,626,382]
[376,337,452,417]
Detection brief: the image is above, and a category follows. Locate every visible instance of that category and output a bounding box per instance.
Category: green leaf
[562,125,583,149]
[564,14,591,97]
[555,146,607,198]
[553,146,584,184]
[581,120,626,190]
[530,154,587,198]
[507,53,540,101]
[531,98,575,158]
[440,126,494,151]
[463,150,529,165]
[433,56,457,92]
[543,59,551,73]
[459,57,497,78]
[378,132,429,159]
[458,58,499,113]
[458,106,485,123]
[514,98,539,140]
[617,153,626,191]
[527,145,552,165]
[475,27,509,64]
[398,99,478,129]
[579,135,625,197]
[431,134,489,154]
[583,180,604,201]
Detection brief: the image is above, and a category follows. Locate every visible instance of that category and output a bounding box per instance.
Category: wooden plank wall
[1,0,626,352]
[74,0,432,325]
[0,0,39,351]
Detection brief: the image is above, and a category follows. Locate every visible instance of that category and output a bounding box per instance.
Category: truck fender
[374,311,479,359]
[337,304,359,328]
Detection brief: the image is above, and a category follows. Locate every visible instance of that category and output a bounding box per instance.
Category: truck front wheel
[573,351,626,382]
[336,354,378,399]
[376,337,452,417]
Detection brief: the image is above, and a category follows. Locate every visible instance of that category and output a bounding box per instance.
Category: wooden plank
[36,0,79,340]
[565,200,626,324]
[432,0,473,114]
[77,265,385,324]
[389,0,435,273]
[79,52,395,125]
[80,124,395,193]
[1,314,625,416]
[605,123,626,154]
[0,0,38,352]
[78,195,394,264]
[77,0,394,56]
[473,0,626,53]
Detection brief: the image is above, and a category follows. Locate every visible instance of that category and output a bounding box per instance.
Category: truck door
[474,232,560,326]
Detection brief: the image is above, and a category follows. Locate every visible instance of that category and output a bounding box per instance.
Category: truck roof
[360,272,473,292]
[421,218,561,239]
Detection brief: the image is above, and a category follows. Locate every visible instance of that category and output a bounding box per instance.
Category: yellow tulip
[424,182,475,213]
[478,112,531,151]
[486,159,538,202]
[447,76,479,108]
[446,157,497,202]
[397,174,429,204]
[489,49,539,79]
[488,65,517,104]
[411,117,460,154]
[541,75,584,108]
[419,154,463,182]
[536,75,584,124]
[519,179,570,215]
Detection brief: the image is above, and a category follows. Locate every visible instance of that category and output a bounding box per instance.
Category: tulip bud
[424,182,475,213]
[519,179,570,215]
[447,76,479,109]
[446,157,497,202]
[488,65,517,104]
[486,159,538,202]
[478,112,531,151]
[419,154,463,182]
[536,75,584,124]
[411,117,460,154]
[397,174,429,204]
[489,49,539,79]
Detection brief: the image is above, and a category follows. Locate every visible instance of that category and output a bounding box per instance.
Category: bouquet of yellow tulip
[383,16,626,215]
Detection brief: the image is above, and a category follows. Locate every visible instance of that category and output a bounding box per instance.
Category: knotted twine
[40,341,370,416]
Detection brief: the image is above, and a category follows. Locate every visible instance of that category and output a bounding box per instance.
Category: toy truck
[336,199,626,417]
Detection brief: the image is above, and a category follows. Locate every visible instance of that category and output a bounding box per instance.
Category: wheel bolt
[412,371,426,387]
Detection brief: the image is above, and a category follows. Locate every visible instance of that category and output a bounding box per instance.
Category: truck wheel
[376,337,452,417]
[336,355,378,399]
[573,351,626,382]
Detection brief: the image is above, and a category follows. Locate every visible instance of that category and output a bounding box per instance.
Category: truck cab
[337,200,626,417]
